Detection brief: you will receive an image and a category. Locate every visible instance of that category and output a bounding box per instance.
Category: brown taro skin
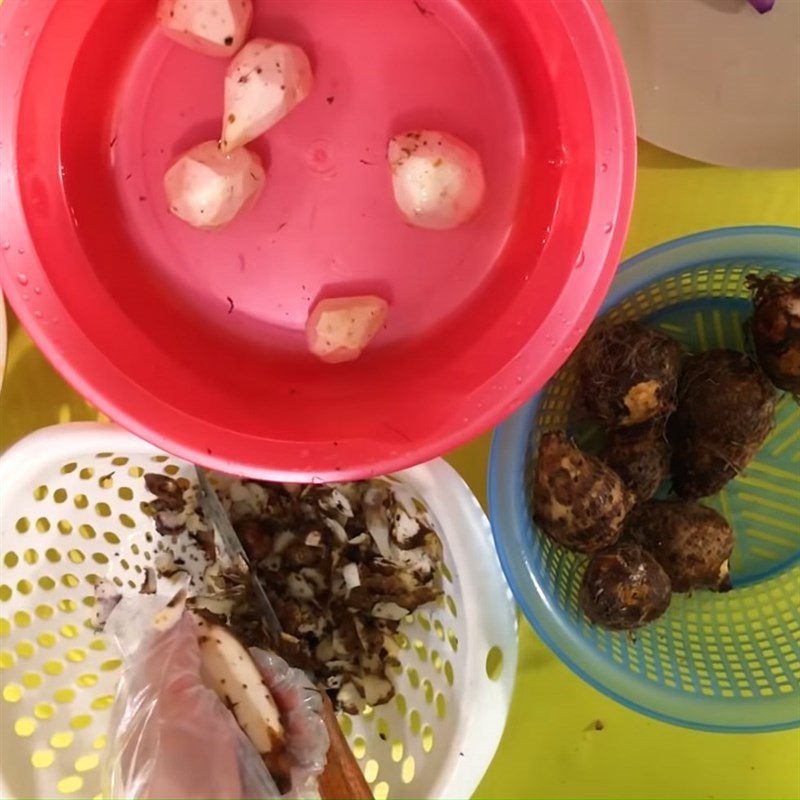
[533,431,635,554]
[601,422,670,502]
[579,543,672,630]
[624,499,734,592]
[669,349,776,498]
[577,321,683,427]
[747,273,800,397]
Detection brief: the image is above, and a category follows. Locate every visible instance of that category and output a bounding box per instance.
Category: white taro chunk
[222,39,313,151]
[388,130,485,230]
[193,614,284,755]
[164,140,265,229]
[156,0,253,57]
[306,296,389,364]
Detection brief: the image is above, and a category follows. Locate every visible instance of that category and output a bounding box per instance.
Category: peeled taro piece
[222,39,313,151]
[156,0,253,56]
[164,140,265,229]
[388,130,485,230]
[306,295,388,364]
[532,431,635,554]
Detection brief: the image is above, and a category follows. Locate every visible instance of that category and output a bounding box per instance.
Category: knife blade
[194,466,283,639]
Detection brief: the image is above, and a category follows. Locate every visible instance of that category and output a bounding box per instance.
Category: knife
[195,466,283,638]
[194,466,373,800]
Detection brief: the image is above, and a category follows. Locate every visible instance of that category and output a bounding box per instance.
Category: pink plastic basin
[0,0,635,480]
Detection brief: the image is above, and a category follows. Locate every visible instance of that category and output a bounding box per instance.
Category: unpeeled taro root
[533,431,635,554]
[577,321,683,427]
[579,543,672,631]
[601,421,670,502]
[747,272,800,397]
[670,349,776,498]
[624,499,734,592]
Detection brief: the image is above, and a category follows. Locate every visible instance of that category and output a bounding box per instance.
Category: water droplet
[23,26,30,38]
[0,33,7,48]
[34,310,43,319]
[599,163,608,173]
[17,248,25,255]
[21,293,29,301]
[575,251,585,269]
[34,286,41,295]
[515,376,523,385]
[1,241,9,251]
[17,273,28,286]
[603,222,613,234]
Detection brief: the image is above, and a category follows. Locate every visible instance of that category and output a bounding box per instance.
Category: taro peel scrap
[139,567,157,595]
[145,472,221,597]
[144,472,444,713]
[92,579,122,631]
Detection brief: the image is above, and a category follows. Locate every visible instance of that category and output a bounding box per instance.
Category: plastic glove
[102,600,328,800]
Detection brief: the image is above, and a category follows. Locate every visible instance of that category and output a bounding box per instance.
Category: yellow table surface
[2,140,800,799]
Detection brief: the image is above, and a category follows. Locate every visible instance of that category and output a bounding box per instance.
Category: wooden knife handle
[317,692,373,800]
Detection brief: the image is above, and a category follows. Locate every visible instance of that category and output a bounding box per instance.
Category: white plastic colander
[0,423,517,800]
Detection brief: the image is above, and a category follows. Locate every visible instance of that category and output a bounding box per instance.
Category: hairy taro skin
[577,321,683,427]
[670,349,776,498]
[601,421,671,502]
[747,273,800,397]
[533,431,635,554]
[624,499,734,592]
[579,543,672,630]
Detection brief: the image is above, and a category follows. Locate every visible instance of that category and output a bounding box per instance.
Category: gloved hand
[102,600,328,800]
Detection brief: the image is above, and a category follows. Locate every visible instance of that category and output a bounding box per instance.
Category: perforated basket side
[490,227,800,732]
[1,424,517,800]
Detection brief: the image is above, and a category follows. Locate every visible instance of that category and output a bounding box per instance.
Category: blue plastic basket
[489,226,800,732]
